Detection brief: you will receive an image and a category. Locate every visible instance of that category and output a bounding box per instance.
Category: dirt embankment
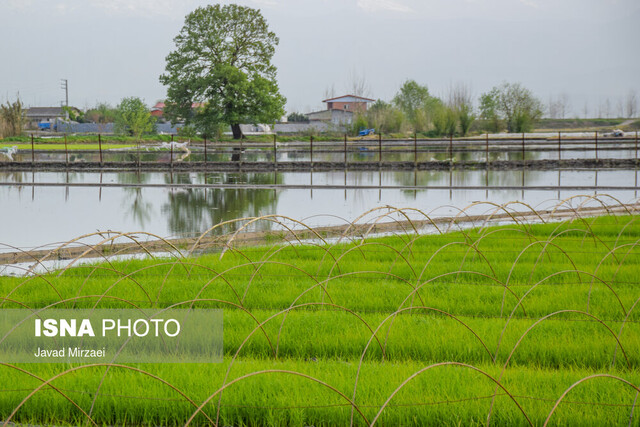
[0,157,638,173]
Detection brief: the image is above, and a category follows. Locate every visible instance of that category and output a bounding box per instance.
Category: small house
[306,109,354,125]
[25,107,80,128]
[322,95,375,113]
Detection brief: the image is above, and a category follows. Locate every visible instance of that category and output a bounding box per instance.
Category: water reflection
[1,167,637,249]
[160,172,281,235]
[105,170,284,235]
[118,172,153,228]
[4,145,637,164]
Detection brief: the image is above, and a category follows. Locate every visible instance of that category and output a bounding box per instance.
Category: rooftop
[322,94,376,103]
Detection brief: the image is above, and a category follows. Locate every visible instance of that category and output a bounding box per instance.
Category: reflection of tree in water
[1,172,27,184]
[0,172,28,198]
[1,171,86,185]
[389,151,475,192]
[161,172,282,236]
[2,171,87,199]
[117,172,153,228]
[392,153,546,199]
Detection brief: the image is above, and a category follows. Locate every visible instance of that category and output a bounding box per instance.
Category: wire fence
[1,131,639,170]
[1,198,639,425]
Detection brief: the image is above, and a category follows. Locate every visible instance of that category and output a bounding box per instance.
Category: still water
[2,167,638,251]
[3,145,636,163]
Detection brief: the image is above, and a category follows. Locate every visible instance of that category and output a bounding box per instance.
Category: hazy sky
[1,0,638,116]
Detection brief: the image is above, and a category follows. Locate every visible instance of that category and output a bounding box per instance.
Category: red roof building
[322,95,375,113]
[151,102,205,118]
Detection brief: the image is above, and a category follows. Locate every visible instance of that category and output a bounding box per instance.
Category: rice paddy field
[1,202,640,426]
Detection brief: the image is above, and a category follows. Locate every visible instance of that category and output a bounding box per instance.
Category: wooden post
[449,134,453,165]
[635,131,638,164]
[485,133,489,166]
[64,133,68,165]
[378,132,382,165]
[310,136,313,166]
[98,134,103,165]
[595,131,598,162]
[170,134,174,168]
[344,134,347,167]
[414,132,417,168]
[558,131,561,161]
[521,132,525,163]
[273,135,277,167]
[204,136,207,163]
[239,138,243,165]
[31,134,34,164]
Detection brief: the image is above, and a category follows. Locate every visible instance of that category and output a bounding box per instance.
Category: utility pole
[60,79,68,106]
[61,79,69,120]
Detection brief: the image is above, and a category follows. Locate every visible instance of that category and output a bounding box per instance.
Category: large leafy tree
[393,80,429,123]
[480,82,543,133]
[160,4,286,139]
[392,80,441,132]
[114,97,156,140]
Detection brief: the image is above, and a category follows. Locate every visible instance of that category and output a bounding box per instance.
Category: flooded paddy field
[1,135,637,166]
[2,167,638,251]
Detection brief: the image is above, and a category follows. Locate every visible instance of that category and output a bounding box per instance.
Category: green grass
[0,132,347,145]
[1,215,640,425]
[0,134,175,144]
[1,143,135,150]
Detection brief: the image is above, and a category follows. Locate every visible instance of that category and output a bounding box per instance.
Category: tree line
[2,4,637,141]
[347,80,545,137]
[0,97,156,140]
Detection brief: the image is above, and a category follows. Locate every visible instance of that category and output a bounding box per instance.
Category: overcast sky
[1,0,638,116]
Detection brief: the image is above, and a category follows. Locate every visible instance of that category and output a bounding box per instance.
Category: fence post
[170,134,174,168]
[31,134,34,165]
[378,132,382,166]
[595,131,598,162]
[344,134,347,167]
[521,132,525,163]
[310,136,313,167]
[98,134,103,165]
[414,132,418,168]
[558,131,561,161]
[635,130,638,164]
[204,136,207,164]
[64,133,68,166]
[273,135,277,167]
[449,134,453,165]
[485,133,489,166]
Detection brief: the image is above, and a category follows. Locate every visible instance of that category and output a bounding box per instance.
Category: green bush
[351,113,368,135]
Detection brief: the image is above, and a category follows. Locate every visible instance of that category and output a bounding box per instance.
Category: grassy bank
[1,216,639,425]
[0,143,135,150]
